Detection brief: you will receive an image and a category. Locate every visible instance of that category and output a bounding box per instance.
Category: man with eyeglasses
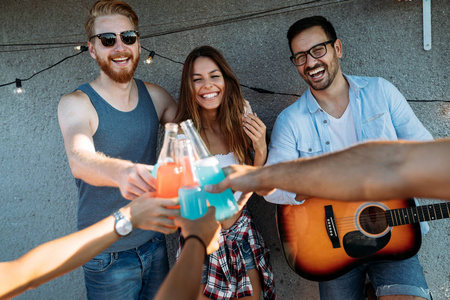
[57,1,177,299]
[264,16,433,300]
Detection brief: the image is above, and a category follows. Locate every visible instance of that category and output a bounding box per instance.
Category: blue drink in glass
[179,185,207,220]
[194,157,238,221]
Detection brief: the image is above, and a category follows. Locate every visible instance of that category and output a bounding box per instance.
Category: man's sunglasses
[89,30,139,47]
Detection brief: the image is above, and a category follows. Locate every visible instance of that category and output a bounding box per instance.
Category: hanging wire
[0,46,88,88]
[0,0,447,102]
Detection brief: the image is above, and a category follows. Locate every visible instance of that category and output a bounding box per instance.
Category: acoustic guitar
[276,198,449,281]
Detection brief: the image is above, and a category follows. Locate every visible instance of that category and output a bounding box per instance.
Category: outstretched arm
[207,139,450,201]
[0,194,179,300]
[57,92,155,200]
[155,207,221,300]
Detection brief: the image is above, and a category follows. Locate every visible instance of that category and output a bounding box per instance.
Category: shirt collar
[305,89,322,114]
[305,73,369,113]
[344,74,369,96]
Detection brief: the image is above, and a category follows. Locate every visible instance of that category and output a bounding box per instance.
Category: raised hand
[205,164,275,197]
[128,192,180,234]
[119,164,156,200]
[242,113,267,164]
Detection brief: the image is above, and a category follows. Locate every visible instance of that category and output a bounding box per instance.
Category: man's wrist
[119,206,134,227]
[113,209,133,237]
[184,235,207,257]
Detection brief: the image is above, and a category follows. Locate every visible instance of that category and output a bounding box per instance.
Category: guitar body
[276,198,421,281]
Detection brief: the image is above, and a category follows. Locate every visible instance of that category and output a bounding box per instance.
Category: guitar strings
[333,213,391,231]
[322,203,448,232]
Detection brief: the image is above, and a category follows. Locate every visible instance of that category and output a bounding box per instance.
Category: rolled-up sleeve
[264,112,304,205]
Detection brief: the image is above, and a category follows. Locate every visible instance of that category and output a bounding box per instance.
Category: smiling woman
[191,57,226,111]
[173,45,275,300]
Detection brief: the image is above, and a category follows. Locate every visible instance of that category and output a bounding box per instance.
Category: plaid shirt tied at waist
[202,206,276,299]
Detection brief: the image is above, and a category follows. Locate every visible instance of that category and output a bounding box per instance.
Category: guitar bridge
[325,205,341,248]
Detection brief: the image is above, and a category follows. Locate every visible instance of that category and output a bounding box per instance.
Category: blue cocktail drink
[194,157,238,221]
[179,185,207,220]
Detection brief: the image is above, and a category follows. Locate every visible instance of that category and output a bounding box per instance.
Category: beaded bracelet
[184,235,207,256]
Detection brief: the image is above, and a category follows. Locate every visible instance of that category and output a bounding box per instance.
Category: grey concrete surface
[0,0,449,299]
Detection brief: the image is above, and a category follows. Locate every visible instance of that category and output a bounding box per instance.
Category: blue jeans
[83,234,169,300]
[319,254,431,300]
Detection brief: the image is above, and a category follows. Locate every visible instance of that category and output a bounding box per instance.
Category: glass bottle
[180,119,238,221]
[177,139,207,220]
[155,123,183,198]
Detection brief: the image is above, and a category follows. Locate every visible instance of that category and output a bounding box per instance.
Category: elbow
[24,279,40,293]
[67,158,83,180]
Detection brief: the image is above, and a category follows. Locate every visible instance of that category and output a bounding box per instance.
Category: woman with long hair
[174,45,276,300]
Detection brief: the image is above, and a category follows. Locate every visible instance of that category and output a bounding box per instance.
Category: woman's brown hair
[174,45,252,165]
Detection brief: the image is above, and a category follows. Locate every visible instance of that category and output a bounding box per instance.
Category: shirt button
[326,141,330,145]
[308,148,312,152]
[323,120,327,124]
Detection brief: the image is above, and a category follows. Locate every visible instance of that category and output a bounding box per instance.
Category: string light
[144,50,155,65]
[0,46,88,92]
[0,46,447,102]
[0,0,437,100]
[0,0,444,102]
[13,79,25,94]
[74,45,88,52]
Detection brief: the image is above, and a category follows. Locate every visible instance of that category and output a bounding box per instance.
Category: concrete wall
[1,0,448,299]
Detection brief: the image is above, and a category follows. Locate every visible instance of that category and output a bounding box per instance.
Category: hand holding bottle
[155,123,183,199]
[180,119,238,221]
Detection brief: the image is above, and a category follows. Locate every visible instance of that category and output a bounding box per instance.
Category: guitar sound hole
[359,206,388,235]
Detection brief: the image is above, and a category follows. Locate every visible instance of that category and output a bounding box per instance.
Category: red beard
[97,52,139,83]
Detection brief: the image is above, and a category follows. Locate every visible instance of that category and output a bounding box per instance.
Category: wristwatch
[113,210,132,237]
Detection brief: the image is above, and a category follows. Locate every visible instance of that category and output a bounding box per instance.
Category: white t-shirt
[271,104,358,204]
[327,104,358,152]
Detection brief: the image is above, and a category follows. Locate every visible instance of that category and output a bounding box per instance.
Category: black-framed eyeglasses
[89,30,139,47]
[290,40,335,66]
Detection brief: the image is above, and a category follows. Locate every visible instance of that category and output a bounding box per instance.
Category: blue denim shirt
[265,75,433,233]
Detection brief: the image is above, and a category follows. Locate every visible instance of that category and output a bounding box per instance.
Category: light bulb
[145,51,156,65]
[13,79,25,94]
[74,45,88,52]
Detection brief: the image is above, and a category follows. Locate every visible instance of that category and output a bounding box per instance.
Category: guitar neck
[387,202,450,226]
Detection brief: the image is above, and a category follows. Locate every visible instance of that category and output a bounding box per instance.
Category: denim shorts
[83,234,169,300]
[201,239,256,284]
[319,254,431,300]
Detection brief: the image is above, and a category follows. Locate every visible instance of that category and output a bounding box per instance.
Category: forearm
[155,239,205,300]
[68,148,134,187]
[260,142,408,201]
[396,139,450,200]
[216,139,450,203]
[0,216,119,299]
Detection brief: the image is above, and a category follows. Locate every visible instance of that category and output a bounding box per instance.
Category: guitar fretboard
[387,202,450,226]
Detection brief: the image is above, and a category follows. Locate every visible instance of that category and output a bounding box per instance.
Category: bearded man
[263,16,433,300]
[57,1,177,299]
